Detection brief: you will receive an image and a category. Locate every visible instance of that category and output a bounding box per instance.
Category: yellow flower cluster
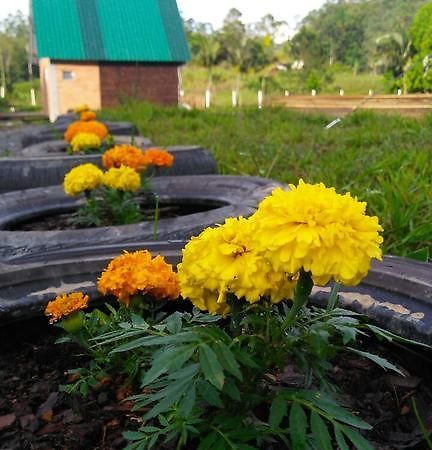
[74,104,90,114]
[177,217,296,315]
[251,180,383,286]
[103,165,141,192]
[178,180,383,315]
[70,132,102,153]
[102,145,148,172]
[143,148,174,168]
[44,292,90,323]
[98,250,180,306]
[63,163,104,196]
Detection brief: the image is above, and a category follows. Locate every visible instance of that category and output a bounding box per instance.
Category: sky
[1,0,327,35]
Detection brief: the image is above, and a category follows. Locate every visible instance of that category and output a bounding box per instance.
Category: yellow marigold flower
[70,132,102,153]
[63,163,104,196]
[64,120,108,142]
[97,250,180,306]
[103,165,141,192]
[177,217,296,315]
[80,110,97,121]
[44,292,90,324]
[102,145,148,172]
[74,104,90,114]
[251,180,383,286]
[143,148,174,168]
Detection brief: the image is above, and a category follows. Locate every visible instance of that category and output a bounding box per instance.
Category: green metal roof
[32,0,190,63]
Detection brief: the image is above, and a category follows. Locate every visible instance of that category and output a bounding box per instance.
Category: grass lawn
[101,102,432,259]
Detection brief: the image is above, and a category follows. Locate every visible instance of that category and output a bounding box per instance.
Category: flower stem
[153,194,160,240]
[282,269,314,331]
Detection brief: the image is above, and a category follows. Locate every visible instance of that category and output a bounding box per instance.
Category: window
[62,71,75,80]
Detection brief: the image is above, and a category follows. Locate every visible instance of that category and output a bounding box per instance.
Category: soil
[7,201,219,231]
[0,320,431,450]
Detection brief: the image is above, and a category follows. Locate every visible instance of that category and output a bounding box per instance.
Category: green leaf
[407,247,429,261]
[178,382,196,416]
[111,331,199,353]
[326,282,340,311]
[289,402,307,450]
[144,377,193,419]
[198,431,218,450]
[366,324,431,349]
[199,343,225,390]
[222,377,241,401]
[310,412,332,450]
[166,312,183,334]
[198,380,224,408]
[123,431,146,441]
[347,347,404,375]
[341,426,375,450]
[214,342,243,381]
[335,428,350,450]
[269,395,287,430]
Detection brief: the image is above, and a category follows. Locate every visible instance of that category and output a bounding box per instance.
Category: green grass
[101,102,432,259]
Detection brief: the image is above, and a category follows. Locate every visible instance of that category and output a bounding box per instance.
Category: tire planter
[21,119,138,147]
[1,242,431,346]
[0,146,218,192]
[0,175,282,260]
[21,135,153,157]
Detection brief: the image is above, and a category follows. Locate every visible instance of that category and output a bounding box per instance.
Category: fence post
[232,90,238,107]
[205,89,211,108]
[0,86,5,99]
[30,88,36,106]
[368,89,373,96]
[257,90,263,109]
[311,89,317,96]
[339,89,344,96]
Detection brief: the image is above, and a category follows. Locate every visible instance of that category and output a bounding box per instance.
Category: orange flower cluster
[97,250,180,306]
[64,120,109,142]
[44,292,90,323]
[143,148,174,168]
[80,111,97,121]
[102,145,148,172]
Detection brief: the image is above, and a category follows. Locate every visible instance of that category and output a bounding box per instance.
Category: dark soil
[0,321,431,450]
[8,201,220,231]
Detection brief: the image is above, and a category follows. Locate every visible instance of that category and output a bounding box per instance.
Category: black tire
[21,120,139,147]
[0,175,282,260]
[0,145,218,192]
[1,245,431,346]
[21,135,153,156]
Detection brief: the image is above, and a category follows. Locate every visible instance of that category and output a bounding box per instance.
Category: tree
[0,12,29,89]
[405,2,432,92]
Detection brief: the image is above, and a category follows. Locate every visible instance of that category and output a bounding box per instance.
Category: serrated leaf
[214,342,243,381]
[347,347,404,375]
[178,382,196,416]
[166,312,183,334]
[199,343,225,390]
[269,395,287,430]
[335,428,350,450]
[310,412,332,450]
[367,324,431,349]
[144,378,192,419]
[141,345,195,386]
[342,426,375,450]
[222,377,241,401]
[289,402,307,450]
[111,331,199,353]
[198,431,218,450]
[198,380,224,408]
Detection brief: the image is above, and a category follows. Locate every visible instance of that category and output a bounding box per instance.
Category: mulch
[1,320,431,450]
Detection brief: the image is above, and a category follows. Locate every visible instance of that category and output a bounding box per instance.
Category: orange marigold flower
[102,145,148,172]
[80,111,97,121]
[64,120,109,142]
[74,104,90,114]
[44,292,90,324]
[143,148,174,168]
[97,250,180,306]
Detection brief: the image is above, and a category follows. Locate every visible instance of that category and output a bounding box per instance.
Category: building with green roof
[31,0,190,120]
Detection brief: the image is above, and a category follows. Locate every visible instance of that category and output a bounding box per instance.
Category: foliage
[405,2,432,92]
